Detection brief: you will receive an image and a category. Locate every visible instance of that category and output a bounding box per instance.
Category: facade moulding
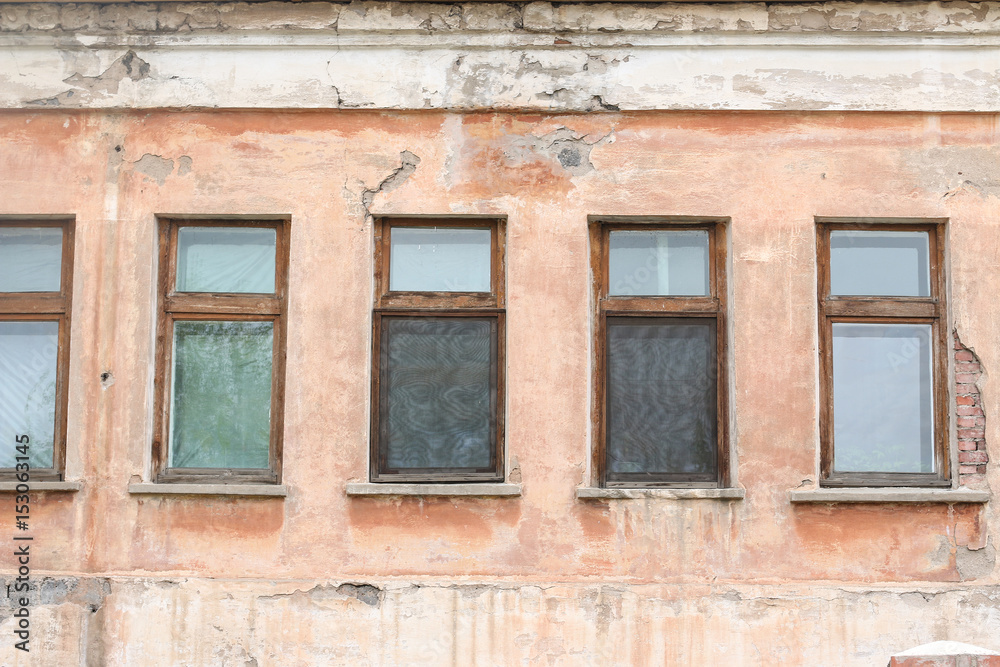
[0,1,997,111]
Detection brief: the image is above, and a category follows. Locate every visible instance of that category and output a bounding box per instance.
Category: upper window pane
[609,230,709,296]
[0,227,63,293]
[176,227,276,294]
[830,231,930,297]
[389,227,491,293]
[832,322,934,473]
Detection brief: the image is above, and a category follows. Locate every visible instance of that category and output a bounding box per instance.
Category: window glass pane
[390,227,491,292]
[176,227,276,294]
[383,318,494,470]
[168,320,273,469]
[830,231,930,297]
[832,323,934,473]
[0,321,58,468]
[609,230,709,296]
[0,228,63,293]
[606,318,717,477]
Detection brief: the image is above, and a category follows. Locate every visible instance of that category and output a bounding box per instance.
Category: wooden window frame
[816,218,950,488]
[0,217,74,482]
[589,216,730,489]
[153,216,289,485]
[371,216,506,483]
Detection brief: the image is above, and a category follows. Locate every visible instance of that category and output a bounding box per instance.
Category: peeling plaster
[133,153,174,186]
[27,50,151,107]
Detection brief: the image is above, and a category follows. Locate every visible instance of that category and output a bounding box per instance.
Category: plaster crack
[360,150,421,216]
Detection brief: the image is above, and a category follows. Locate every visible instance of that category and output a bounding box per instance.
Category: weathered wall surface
[0,1,998,664]
[0,108,997,664]
[0,1,998,110]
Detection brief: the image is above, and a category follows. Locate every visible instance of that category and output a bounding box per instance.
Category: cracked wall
[0,109,997,664]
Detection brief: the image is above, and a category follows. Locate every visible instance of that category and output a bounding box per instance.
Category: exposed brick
[957,417,980,428]
[958,440,979,451]
[955,349,975,361]
[955,361,982,374]
[957,405,985,417]
[956,395,977,406]
[959,451,989,464]
[955,372,979,384]
[960,473,987,485]
[959,464,984,475]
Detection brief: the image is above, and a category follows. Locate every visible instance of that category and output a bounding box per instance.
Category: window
[371,217,505,482]
[153,218,289,484]
[589,217,729,488]
[816,219,948,487]
[0,219,74,481]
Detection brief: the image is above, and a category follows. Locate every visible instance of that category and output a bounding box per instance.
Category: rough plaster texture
[0,1,998,110]
[0,108,997,664]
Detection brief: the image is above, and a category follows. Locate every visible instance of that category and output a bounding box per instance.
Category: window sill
[789,487,989,504]
[0,481,82,493]
[128,483,287,497]
[576,487,745,500]
[345,482,521,497]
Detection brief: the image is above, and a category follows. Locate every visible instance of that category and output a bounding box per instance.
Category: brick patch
[955,331,989,486]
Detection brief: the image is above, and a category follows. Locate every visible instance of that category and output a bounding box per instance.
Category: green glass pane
[169,320,273,469]
[0,227,62,293]
[176,227,276,294]
[0,321,58,468]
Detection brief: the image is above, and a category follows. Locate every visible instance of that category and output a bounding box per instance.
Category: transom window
[817,219,948,487]
[153,218,289,484]
[0,219,74,481]
[371,217,505,482]
[590,217,729,488]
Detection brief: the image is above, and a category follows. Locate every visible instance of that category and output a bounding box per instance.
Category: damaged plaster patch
[133,154,175,185]
[360,150,421,214]
[957,537,996,581]
[177,156,193,176]
[28,50,151,107]
[259,582,384,608]
[516,127,613,177]
[0,577,111,618]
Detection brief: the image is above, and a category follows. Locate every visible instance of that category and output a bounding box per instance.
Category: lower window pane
[382,318,495,471]
[0,321,58,468]
[832,323,934,473]
[169,320,273,469]
[606,318,717,480]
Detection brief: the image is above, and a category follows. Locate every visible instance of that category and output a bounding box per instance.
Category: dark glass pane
[0,321,58,468]
[382,318,494,471]
[830,231,930,297]
[0,227,62,292]
[169,320,273,469]
[176,227,276,294]
[606,318,717,479]
[608,230,709,296]
[390,227,491,292]
[832,323,934,473]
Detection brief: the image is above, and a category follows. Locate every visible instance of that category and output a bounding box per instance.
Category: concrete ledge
[129,483,287,497]
[346,483,521,497]
[789,487,989,504]
[0,481,82,492]
[576,487,745,500]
